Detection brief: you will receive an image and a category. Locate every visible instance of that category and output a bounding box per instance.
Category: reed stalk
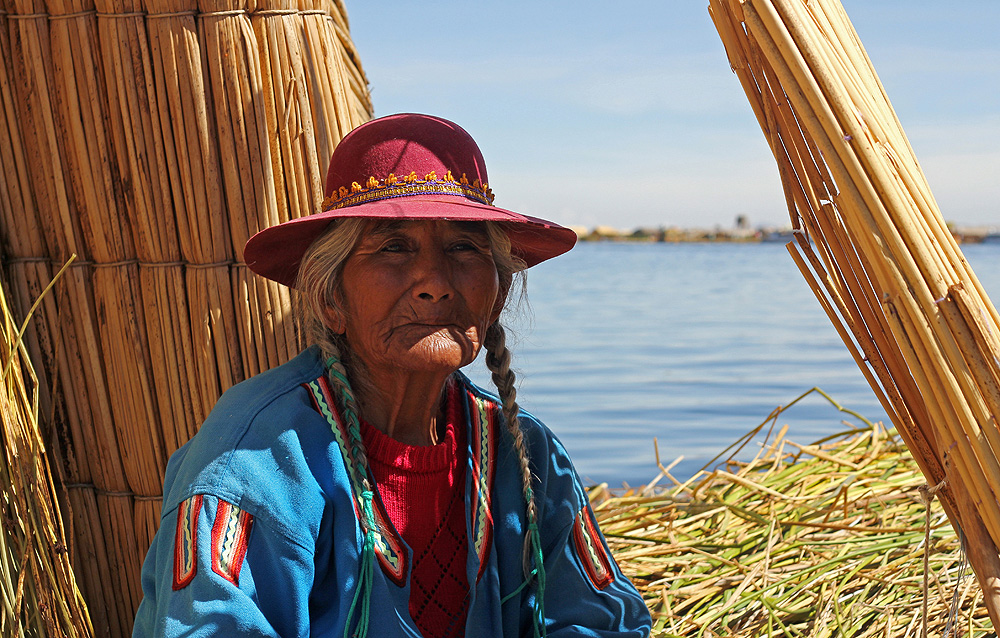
[0,256,93,636]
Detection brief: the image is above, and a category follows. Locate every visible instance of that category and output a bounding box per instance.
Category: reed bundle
[707,0,1000,628]
[597,389,992,636]
[1,258,93,637]
[0,0,371,631]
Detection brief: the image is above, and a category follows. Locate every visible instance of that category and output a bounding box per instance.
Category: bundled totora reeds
[0,0,372,631]
[596,389,993,637]
[708,0,1000,628]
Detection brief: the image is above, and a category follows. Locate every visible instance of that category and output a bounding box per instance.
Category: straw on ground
[594,388,993,637]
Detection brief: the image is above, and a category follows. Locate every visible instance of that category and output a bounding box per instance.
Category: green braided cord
[518,484,547,638]
[345,488,377,638]
[527,521,546,638]
[499,567,537,605]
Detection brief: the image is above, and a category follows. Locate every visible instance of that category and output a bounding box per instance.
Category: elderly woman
[133,114,651,637]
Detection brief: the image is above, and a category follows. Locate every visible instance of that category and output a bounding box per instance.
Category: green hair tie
[499,521,547,638]
[527,521,547,638]
[345,487,377,638]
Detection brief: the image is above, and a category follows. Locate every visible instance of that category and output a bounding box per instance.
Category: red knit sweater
[362,386,469,638]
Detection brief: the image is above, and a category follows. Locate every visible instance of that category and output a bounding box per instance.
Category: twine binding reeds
[0,0,371,631]
[708,0,1000,628]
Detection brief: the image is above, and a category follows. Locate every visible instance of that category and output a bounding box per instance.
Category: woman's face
[333,220,502,379]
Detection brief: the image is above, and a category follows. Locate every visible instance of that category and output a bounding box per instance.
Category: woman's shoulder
[454,370,568,453]
[455,372,588,531]
[213,346,327,416]
[180,346,327,458]
[159,348,335,545]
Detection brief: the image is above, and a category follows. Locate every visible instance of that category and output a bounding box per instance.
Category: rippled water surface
[464,240,1000,485]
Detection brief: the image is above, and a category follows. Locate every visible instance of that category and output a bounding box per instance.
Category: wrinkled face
[331,220,503,378]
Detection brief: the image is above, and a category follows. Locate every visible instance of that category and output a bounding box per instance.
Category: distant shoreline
[571,225,1000,244]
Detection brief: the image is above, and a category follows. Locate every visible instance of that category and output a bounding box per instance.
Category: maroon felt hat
[244,113,578,288]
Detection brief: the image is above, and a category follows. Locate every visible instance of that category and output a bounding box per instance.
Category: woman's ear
[323,307,347,335]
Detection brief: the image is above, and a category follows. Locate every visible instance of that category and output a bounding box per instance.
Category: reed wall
[0,0,371,632]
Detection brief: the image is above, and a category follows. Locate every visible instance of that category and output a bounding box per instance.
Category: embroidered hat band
[323,170,495,211]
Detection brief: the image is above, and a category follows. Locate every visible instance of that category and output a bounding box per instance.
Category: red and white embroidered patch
[172,495,203,590]
[211,500,254,586]
[571,505,615,590]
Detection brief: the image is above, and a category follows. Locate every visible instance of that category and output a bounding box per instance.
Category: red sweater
[362,386,469,638]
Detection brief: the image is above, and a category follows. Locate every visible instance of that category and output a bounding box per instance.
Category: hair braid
[324,345,374,498]
[484,321,538,576]
[322,345,380,638]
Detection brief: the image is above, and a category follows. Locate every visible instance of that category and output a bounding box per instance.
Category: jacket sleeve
[132,493,314,638]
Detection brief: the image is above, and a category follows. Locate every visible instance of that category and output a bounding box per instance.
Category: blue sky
[346,2,1000,231]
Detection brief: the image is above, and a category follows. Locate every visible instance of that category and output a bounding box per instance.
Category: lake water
[463,240,1000,486]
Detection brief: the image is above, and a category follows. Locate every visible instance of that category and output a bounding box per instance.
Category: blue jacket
[133,347,651,637]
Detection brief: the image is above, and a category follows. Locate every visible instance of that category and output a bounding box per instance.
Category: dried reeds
[0,0,371,632]
[597,389,992,637]
[707,0,1000,628]
[1,256,93,637]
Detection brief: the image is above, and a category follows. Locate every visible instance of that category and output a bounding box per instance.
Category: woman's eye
[379,240,407,253]
[450,239,488,253]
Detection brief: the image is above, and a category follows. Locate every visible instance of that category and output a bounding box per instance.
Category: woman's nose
[411,248,454,302]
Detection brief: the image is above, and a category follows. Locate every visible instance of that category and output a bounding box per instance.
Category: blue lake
[463,240,1000,486]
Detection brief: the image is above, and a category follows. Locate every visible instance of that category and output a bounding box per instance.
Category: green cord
[527,521,546,638]
[344,488,377,638]
[502,485,546,638]
[500,567,537,604]
[498,523,547,638]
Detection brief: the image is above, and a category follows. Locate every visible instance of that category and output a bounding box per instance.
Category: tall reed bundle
[0,0,371,631]
[707,0,1000,628]
[0,258,93,637]
[597,390,992,636]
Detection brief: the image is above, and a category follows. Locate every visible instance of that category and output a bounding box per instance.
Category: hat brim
[244,195,578,288]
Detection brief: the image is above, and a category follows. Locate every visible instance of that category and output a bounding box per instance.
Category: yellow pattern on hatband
[321,171,495,211]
